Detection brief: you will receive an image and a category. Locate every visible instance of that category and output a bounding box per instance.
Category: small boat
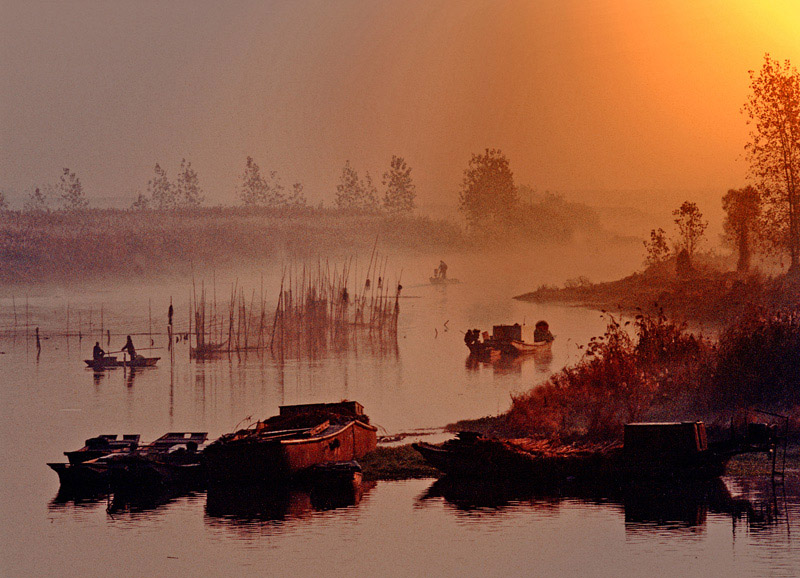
[84,356,160,370]
[108,432,208,493]
[465,323,553,357]
[414,422,779,484]
[48,432,206,492]
[48,434,141,490]
[203,401,377,485]
[430,276,460,285]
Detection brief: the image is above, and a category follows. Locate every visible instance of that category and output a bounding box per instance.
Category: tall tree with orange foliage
[743,55,800,274]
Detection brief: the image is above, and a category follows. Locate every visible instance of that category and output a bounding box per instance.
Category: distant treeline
[0,207,462,284]
[0,197,616,285]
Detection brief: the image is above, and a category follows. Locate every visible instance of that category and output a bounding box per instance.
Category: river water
[1,246,797,577]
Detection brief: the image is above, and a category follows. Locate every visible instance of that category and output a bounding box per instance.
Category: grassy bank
[360,445,439,480]
[0,207,467,285]
[449,308,800,443]
[515,258,799,323]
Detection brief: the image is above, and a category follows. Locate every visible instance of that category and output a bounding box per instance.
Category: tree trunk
[737,229,751,273]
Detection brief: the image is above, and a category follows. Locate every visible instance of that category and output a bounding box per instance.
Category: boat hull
[204,420,377,485]
[84,357,160,369]
[468,339,551,358]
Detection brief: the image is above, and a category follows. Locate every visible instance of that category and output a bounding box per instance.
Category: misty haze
[1,2,799,577]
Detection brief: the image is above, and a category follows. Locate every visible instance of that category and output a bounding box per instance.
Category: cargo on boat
[203,401,377,485]
[413,421,780,484]
[465,322,554,358]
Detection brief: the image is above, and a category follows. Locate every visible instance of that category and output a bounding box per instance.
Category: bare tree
[743,54,800,273]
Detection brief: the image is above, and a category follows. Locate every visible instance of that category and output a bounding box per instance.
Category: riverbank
[359,441,799,480]
[514,259,799,323]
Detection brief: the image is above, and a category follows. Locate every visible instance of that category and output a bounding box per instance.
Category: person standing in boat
[92,342,105,361]
[533,321,554,343]
[438,260,448,279]
[121,335,138,362]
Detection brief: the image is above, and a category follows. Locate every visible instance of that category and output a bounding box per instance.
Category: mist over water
[1,242,798,577]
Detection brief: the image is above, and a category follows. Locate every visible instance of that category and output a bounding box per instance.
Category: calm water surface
[1,248,797,577]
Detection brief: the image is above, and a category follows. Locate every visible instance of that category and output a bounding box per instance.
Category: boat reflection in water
[205,479,375,527]
[466,345,553,375]
[418,475,786,531]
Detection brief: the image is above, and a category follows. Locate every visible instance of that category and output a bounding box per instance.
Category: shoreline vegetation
[514,257,799,323]
[0,200,622,286]
[0,207,464,285]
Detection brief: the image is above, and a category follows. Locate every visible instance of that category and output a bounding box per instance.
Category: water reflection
[418,475,788,532]
[465,347,553,376]
[204,481,374,530]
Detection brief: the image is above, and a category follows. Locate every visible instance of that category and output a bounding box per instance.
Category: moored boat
[108,432,208,492]
[414,421,779,484]
[203,401,377,485]
[48,432,206,492]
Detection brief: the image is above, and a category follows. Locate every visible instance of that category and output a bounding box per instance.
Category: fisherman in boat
[92,341,105,361]
[533,320,554,343]
[121,335,139,362]
[438,260,448,280]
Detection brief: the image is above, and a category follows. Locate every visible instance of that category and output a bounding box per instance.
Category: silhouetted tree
[672,201,707,266]
[382,155,416,214]
[743,54,800,274]
[722,186,761,273]
[458,148,517,231]
[57,168,88,209]
[237,156,299,207]
[286,182,307,207]
[335,161,378,211]
[148,163,175,209]
[0,191,8,211]
[643,227,670,266]
[131,193,150,210]
[175,159,204,207]
[24,186,50,213]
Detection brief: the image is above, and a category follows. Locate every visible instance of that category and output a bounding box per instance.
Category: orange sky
[2,0,799,217]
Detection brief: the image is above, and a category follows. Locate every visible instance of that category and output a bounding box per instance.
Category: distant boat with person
[430,259,460,285]
[465,321,554,358]
[84,355,160,370]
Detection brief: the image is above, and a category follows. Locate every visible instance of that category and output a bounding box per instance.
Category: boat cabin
[279,400,365,418]
[624,422,708,460]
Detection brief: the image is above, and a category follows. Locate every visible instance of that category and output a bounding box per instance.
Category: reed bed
[190,253,401,359]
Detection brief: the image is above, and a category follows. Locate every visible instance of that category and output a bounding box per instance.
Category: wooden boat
[414,422,779,484]
[48,434,140,490]
[430,276,460,285]
[62,434,141,464]
[108,432,208,492]
[48,432,206,492]
[84,356,160,369]
[203,401,377,485]
[466,323,553,358]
